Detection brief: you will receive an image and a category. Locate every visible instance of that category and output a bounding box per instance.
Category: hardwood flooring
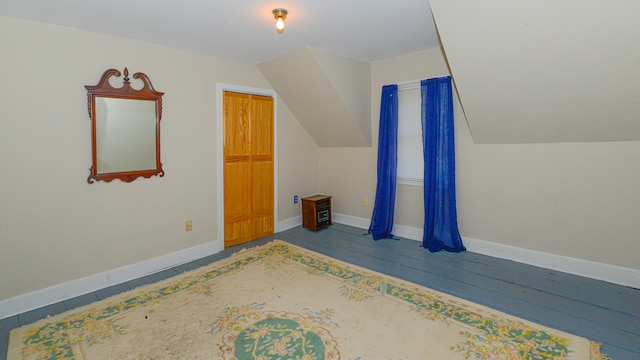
[1,224,638,359]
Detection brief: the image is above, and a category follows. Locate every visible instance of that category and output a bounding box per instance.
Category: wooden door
[223,91,274,247]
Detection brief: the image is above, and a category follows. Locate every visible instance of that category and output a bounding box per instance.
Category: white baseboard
[332,213,424,241]
[462,236,640,289]
[278,215,302,232]
[332,213,370,229]
[0,218,304,320]
[0,239,222,320]
[3,215,638,321]
[332,212,640,289]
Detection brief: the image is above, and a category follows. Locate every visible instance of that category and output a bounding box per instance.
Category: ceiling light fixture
[272,8,288,34]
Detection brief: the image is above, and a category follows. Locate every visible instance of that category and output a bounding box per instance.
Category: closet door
[223,91,274,247]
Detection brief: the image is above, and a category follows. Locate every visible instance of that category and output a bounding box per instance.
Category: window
[397,83,423,186]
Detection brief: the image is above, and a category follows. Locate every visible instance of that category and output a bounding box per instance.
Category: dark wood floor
[1,224,638,359]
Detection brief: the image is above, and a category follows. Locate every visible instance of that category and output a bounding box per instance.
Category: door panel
[252,158,274,238]
[223,91,274,247]
[224,158,251,233]
[251,96,273,155]
[224,93,250,156]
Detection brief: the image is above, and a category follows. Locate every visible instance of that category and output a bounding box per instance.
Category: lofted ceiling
[430,0,640,144]
[0,0,438,64]
[3,1,639,145]
[258,47,372,147]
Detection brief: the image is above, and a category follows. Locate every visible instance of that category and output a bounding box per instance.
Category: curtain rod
[395,75,450,91]
[398,82,420,91]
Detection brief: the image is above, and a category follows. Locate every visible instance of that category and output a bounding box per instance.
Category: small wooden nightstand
[301,195,332,231]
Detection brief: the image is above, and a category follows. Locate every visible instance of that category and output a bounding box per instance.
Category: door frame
[216,83,278,251]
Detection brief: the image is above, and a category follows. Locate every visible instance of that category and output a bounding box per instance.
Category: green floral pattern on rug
[209,303,340,360]
[17,242,583,359]
[236,318,324,359]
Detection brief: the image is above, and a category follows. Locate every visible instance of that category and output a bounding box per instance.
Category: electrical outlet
[294,195,298,204]
[185,220,193,232]
[362,196,368,207]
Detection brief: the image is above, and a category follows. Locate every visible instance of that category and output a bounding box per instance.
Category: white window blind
[397,83,423,186]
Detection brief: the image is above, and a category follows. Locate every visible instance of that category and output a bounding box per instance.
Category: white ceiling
[0,0,440,64]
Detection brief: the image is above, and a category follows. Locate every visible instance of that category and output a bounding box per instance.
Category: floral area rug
[9,240,608,359]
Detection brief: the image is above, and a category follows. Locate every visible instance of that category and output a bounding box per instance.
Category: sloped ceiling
[430,0,640,144]
[0,1,438,65]
[258,47,371,147]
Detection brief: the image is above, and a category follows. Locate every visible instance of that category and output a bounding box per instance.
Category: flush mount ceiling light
[272,8,288,34]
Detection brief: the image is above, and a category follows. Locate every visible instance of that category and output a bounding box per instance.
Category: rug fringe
[229,240,287,257]
[590,341,610,360]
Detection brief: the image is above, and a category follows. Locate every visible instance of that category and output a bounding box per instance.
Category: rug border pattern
[9,240,608,360]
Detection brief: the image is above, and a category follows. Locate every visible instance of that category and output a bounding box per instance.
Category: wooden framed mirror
[85,68,164,183]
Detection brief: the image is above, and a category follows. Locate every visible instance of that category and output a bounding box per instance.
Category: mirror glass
[95,98,157,173]
[86,68,164,183]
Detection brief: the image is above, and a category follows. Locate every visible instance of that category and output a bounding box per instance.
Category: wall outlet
[294,195,298,204]
[362,196,368,207]
[185,220,193,232]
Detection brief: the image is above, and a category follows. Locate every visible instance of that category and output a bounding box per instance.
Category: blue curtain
[421,77,465,252]
[368,85,398,240]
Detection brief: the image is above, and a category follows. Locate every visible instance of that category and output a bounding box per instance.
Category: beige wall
[277,98,319,219]
[1,15,637,305]
[320,48,640,270]
[0,16,317,301]
[318,50,449,223]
